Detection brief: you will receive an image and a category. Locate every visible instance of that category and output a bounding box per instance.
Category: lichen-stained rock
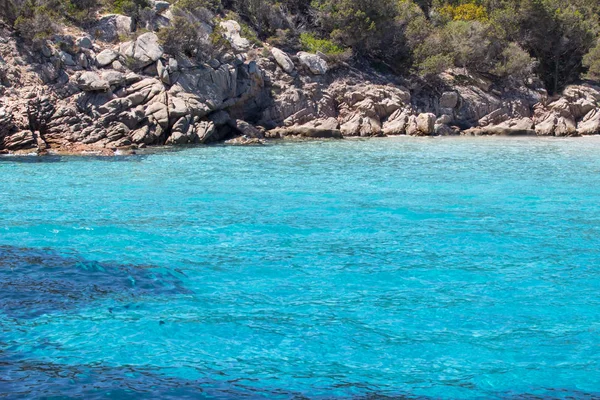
[92,14,134,43]
[453,85,502,124]
[554,116,577,136]
[228,119,264,138]
[534,110,557,136]
[75,71,110,92]
[3,130,36,150]
[578,108,600,135]
[101,70,127,87]
[153,0,170,13]
[382,109,410,135]
[96,49,119,67]
[340,113,382,137]
[157,59,170,84]
[297,52,328,75]
[218,20,250,52]
[194,121,217,143]
[271,47,294,74]
[77,36,93,49]
[466,118,535,136]
[119,33,164,70]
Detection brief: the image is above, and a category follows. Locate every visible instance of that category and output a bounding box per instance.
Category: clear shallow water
[1,137,600,399]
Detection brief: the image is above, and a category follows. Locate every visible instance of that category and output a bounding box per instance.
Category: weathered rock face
[297,52,328,75]
[578,109,600,135]
[270,47,294,74]
[92,14,134,43]
[267,117,342,139]
[406,113,435,136]
[75,71,110,92]
[96,49,119,67]
[119,33,164,70]
[219,20,250,53]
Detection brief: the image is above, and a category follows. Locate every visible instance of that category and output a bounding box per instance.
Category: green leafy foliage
[299,32,344,55]
[2,0,600,90]
[584,40,600,80]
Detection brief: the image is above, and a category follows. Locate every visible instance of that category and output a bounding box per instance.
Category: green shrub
[584,40,600,80]
[416,54,454,76]
[14,2,57,41]
[105,0,149,16]
[177,0,221,13]
[492,42,535,80]
[299,32,345,55]
[266,29,299,51]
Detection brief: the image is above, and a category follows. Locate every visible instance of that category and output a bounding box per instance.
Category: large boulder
[268,117,341,139]
[77,36,93,49]
[297,52,328,75]
[3,130,36,151]
[467,118,535,136]
[406,113,435,136]
[340,114,381,137]
[271,47,294,74]
[382,109,410,135]
[228,119,263,138]
[58,51,76,67]
[152,0,170,13]
[101,70,127,86]
[96,49,119,67]
[75,71,110,92]
[534,103,578,137]
[218,20,250,52]
[578,108,600,135]
[92,14,134,43]
[440,91,458,109]
[119,32,164,70]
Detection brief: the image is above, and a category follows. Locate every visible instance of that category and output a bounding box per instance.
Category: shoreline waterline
[3,134,600,158]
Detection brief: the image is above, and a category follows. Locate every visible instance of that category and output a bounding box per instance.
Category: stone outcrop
[92,14,134,43]
[219,20,250,53]
[1,22,600,156]
[297,52,328,75]
[118,33,164,70]
[270,47,294,74]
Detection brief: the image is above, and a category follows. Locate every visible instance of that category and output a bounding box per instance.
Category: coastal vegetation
[1,0,599,92]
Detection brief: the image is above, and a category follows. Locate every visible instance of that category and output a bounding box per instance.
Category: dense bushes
[1,0,600,91]
[584,40,600,80]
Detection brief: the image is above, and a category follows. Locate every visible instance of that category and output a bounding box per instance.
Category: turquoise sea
[1,137,599,399]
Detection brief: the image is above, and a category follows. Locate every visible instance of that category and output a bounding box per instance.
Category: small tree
[583,40,600,81]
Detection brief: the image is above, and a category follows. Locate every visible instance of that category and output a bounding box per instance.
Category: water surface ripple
[1,137,599,398]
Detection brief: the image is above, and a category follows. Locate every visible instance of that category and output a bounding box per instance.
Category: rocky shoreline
[1,8,600,156]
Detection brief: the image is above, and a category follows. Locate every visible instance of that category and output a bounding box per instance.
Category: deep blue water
[1,137,600,399]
